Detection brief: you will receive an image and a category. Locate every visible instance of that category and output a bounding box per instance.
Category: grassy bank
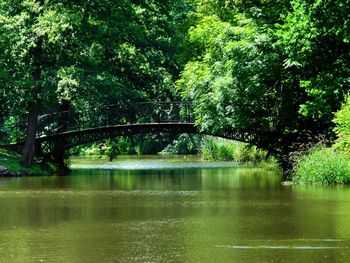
[293,147,350,184]
[73,136,278,170]
[77,136,273,162]
[73,134,202,158]
[0,148,53,176]
[292,98,350,184]
[200,137,268,163]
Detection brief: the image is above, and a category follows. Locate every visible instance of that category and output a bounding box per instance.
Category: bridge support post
[52,140,66,171]
[52,100,70,171]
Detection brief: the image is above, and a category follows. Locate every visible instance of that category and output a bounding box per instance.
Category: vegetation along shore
[1,0,350,184]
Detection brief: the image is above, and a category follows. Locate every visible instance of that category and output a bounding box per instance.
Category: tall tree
[278,0,350,123]
[178,0,350,158]
[177,0,301,155]
[0,0,188,165]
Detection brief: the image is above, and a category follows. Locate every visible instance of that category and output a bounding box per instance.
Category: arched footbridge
[0,101,280,164]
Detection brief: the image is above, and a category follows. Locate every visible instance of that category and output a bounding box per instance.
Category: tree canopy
[178,0,350,154]
[0,0,188,115]
[1,0,350,166]
[0,0,189,164]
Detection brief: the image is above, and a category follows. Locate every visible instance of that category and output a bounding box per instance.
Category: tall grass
[293,147,350,184]
[200,137,267,163]
[292,98,350,184]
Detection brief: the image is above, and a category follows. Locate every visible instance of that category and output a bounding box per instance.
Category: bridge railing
[103,101,193,125]
[0,101,194,143]
[38,101,194,136]
[0,101,194,144]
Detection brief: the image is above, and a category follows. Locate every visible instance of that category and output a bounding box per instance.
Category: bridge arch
[36,122,259,151]
[38,123,198,151]
[3,122,268,156]
[1,101,282,169]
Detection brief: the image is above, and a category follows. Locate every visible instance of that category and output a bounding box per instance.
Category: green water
[0,155,350,263]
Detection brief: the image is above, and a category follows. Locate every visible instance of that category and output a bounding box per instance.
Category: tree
[178,0,350,160]
[177,0,303,155]
[0,0,188,166]
[278,0,350,125]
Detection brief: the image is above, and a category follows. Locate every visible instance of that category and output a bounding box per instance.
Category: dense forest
[1,0,350,181]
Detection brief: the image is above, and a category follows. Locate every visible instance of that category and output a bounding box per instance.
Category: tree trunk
[21,36,43,167]
[21,107,39,166]
[53,100,70,171]
[21,0,45,166]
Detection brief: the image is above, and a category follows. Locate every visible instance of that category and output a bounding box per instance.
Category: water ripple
[216,245,343,250]
[72,160,240,170]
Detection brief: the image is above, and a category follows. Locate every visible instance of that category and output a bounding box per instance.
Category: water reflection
[0,156,349,262]
[0,168,281,192]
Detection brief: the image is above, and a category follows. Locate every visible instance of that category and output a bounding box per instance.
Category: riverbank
[200,137,267,162]
[77,136,277,165]
[291,98,350,185]
[0,148,55,176]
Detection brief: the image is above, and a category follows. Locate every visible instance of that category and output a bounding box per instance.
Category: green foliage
[179,15,280,131]
[200,137,232,160]
[77,138,136,157]
[2,0,350,168]
[134,136,161,155]
[0,117,26,143]
[200,137,267,162]
[278,0,350,122]
[191,0,289,23]
[178,0,350,158]
[0,148,53,175]
[177,0,305,155]
[333,97,350,155]
[160,134,201,154]
[74,134,184,159]
[0,0,189,125]
[293,147,350,184]
[292,98,350,184]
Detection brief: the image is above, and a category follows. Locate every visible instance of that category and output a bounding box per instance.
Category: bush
[333,97,350,156]
[200,137,267,163]
[293,147,350,184]
[0,148,54,175]
[200,137,219,160]
[160,134,201,155]
[236,143,267,163]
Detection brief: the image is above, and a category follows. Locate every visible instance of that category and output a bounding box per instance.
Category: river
[0,155,350,262]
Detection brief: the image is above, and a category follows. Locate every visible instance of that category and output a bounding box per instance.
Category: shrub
[200,136,267,163]
[236,143,267,163]
[160,134,201,155]
[333,97,350,155]
[200,137,219,160]
[293,147,350,184]
[0,148,53,175]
